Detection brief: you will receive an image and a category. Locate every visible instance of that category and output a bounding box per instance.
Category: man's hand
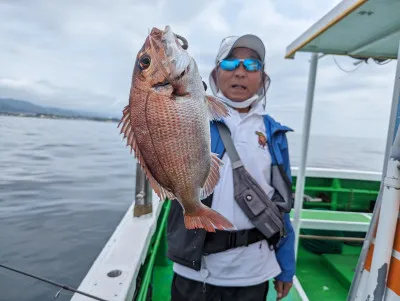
[274,280,293,300]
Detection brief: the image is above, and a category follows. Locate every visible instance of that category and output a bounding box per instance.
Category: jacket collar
[211,98,293,135]
[263,114,293,135]
[212,114,293,137]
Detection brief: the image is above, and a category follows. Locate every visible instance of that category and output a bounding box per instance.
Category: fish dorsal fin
[118,105,177,201]
[199,153,224,200]
[205,95,230,121]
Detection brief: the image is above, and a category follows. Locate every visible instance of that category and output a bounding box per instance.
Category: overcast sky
[0,0,397,138]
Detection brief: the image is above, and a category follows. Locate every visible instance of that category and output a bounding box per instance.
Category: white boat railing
[291,166,382,181]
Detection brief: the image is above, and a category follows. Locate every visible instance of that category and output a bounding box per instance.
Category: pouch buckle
[228,230,249,248]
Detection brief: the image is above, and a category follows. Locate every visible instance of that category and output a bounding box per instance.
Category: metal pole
[362,134,400,301]
[133,163,153,217]
[381,42,400,183]
[293,52,319,260]
[348,41,400,301]
[348,184,384,301]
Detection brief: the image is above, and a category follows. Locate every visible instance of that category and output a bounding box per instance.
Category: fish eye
[139,54,151,70]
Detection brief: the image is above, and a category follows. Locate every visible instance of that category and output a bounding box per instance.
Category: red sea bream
[118,25,234,232]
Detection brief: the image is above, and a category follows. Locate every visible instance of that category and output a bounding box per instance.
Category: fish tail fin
[184,204,235,232]
[199,153,224,200]
[205,95,230,120]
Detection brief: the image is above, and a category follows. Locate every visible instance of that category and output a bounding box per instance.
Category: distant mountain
[0,98,119,121]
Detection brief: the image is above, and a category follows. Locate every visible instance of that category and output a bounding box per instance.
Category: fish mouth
[152,65,189,89]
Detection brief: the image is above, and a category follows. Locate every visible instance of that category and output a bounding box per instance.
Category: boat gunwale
[69,192,164,301]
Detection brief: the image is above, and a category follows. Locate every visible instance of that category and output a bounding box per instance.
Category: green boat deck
[296,243,362,301]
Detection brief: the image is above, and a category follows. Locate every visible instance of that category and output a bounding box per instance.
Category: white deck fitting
[70,193,163,301]
[293,275,310,301]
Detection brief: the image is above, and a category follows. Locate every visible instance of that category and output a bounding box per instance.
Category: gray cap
[214,34,266,64]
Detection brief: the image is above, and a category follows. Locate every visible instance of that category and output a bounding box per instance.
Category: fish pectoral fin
[205,95,230,121]
[199,153,224,200]
[118,105,177,202]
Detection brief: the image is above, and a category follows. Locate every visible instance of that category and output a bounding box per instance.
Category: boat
[70,0,400,300]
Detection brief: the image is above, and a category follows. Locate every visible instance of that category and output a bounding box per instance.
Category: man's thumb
[276,281,283,300]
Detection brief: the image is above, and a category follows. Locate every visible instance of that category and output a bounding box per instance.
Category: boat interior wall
[285,0,400,59]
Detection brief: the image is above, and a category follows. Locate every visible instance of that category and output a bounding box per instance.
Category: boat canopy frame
[285,0,400,61]
[284,0,400,300]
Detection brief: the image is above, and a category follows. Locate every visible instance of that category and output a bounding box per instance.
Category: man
[167,34,295,301]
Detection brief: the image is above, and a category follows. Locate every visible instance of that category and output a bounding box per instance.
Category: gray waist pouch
[217,123,286,240]
[232,165,285,239]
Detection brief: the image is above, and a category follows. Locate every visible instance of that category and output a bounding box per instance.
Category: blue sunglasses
[219,58,263,72]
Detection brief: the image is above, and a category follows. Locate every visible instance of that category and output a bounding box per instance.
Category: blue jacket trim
[210,115,296,283]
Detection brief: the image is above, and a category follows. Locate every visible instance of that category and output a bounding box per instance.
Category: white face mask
[216,91,262,109]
